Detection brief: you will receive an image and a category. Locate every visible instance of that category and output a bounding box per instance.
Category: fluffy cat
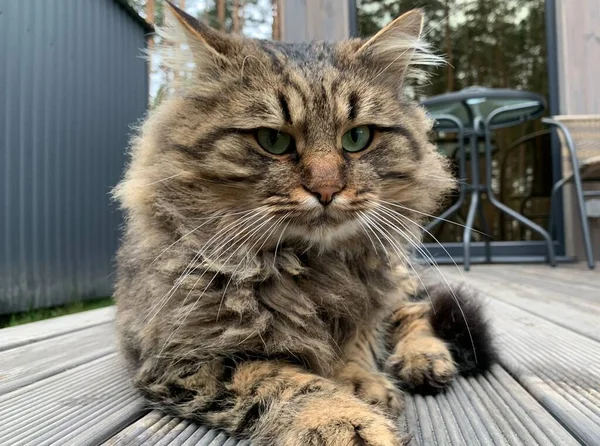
[114,2,495,445]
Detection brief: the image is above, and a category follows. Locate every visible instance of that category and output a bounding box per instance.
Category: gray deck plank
[498,265,600,302]
[490,299,600,445]
[0,322,115,395]
[505,264,600,289]
[438,267,600,445]
[446,266,600,341]
[2,265,599,445]
[0,354,145,446]
[0,306,115,352]
[104,364,577,446]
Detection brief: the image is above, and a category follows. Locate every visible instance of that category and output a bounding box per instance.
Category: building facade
[0,0,151,313]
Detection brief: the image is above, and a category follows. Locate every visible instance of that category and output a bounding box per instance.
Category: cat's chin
[287,215,363,250]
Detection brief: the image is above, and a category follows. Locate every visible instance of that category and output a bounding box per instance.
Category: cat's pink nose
[307,185,342,206]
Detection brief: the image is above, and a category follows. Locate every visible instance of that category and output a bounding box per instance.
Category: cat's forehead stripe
[348,93,359,121]
[278,93,292,124]
[281,73,309,109]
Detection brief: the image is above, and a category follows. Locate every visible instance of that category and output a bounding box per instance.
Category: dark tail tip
[425,283,497,374]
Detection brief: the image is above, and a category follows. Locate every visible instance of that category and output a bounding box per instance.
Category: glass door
[357,0,558,263]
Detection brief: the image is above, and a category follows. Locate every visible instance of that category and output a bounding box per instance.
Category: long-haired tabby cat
[114,2,494,445]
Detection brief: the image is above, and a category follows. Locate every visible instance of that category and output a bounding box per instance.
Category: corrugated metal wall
[0,0,149,314]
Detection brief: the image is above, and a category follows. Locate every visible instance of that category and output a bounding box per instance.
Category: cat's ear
[354,9,441,84]
[159,1,235,76]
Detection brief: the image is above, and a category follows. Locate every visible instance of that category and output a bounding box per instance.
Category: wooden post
[272,0,281,40]
[280,0,350,42]
[555,0,600,261]
[147,0,155,81]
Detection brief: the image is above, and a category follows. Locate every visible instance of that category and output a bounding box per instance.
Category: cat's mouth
[297,201,364,231]
[285,207,363,245]
[296,192,372,227]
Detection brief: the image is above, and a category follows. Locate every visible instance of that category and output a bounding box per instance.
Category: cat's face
[118,5,453,251]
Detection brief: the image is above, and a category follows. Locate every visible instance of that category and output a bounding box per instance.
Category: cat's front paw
[285,396,408,446]
[386,336,457,391]
[337,364,404,416]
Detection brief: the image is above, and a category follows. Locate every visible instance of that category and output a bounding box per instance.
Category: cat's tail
[419,283,497,374]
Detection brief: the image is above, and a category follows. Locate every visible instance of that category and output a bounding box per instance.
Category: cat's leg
[333,328,403,416]
[385,284,496,392]
[385,300,457,391]
[137,358,408,446]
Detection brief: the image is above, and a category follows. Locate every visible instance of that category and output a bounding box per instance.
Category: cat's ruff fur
[114,3,495,445]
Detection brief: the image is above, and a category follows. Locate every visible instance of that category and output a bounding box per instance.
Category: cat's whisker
[240,54,267,81]
[184,209,269,274]
[356,216,383,259]
[361,212,432,310]
[373,198,492,238]
[374,202,468,287]
[141,173,183,186]
[358,213,391,265]
[372,208,438,271]
[358,213,423,319]
[186,207,270,221]
[418,173,469,185]
[216,212,290,321]
[146,209,267,319]
[145,209,269,325]
[368,205,477,363]
[157,214,278,358]
[368,209,438,309]
[148,207,263,268]
[164,213,274,338]
[168,211,270,308]
[272,217,292,270]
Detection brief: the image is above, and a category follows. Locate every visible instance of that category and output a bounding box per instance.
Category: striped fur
[114,3,493,445]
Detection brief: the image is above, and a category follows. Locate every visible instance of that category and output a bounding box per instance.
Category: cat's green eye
[342,126,372,153]
[256,128,294,155]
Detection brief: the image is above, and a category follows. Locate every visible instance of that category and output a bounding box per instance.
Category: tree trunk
[217,0,226,30]
[232,0,246,34]
[147,0,155,24]
[444,0,454,92]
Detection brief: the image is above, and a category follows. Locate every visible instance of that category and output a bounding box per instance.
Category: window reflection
[357,0,551,243]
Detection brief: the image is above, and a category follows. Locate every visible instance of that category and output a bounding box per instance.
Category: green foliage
[126,1,270,32]
[357,0,548,98]
[0,298,114,329]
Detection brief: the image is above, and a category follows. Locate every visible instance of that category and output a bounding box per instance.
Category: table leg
[476,199,493,262]
[463,190,479,271]
[482,125,557,266]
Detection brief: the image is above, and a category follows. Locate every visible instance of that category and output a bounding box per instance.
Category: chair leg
[543,118,599,268]
[573,179,596,269]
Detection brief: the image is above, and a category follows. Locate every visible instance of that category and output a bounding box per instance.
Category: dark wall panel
[0,0,149,313]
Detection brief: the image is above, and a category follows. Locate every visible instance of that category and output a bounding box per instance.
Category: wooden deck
[1,264,599,445]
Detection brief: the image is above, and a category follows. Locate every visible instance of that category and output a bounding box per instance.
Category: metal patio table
[422,87,557,270]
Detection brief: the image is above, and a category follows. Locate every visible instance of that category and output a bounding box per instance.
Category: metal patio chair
[543,115,600,269]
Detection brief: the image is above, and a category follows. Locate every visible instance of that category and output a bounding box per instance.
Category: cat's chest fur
[233,249,399,374]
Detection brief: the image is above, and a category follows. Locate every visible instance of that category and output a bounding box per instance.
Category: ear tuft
[355,9,443,85]
[149,1,234,85]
